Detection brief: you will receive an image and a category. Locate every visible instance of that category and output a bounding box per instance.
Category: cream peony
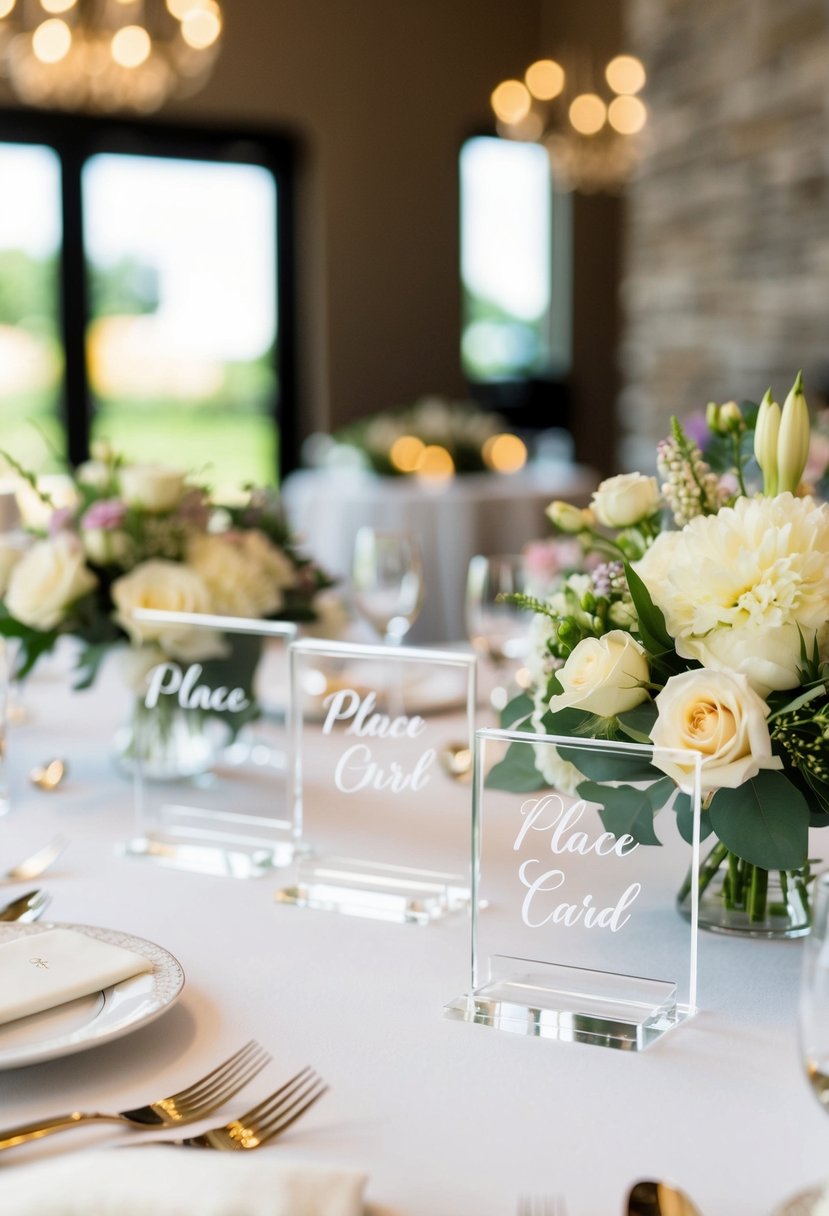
[5,534,97,631]
[187,531,296,618]
[635,493,829,694]
[590,472,660,528]
[549,630,650,718]
[112,559,213,657]
[118,465,186,513]
[650,668,783,794]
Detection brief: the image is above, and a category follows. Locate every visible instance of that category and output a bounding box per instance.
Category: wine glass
[800,874,829,1109]
[465,553,529,712]
[350,527,424,645]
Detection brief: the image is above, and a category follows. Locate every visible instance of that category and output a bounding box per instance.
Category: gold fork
[0,1040,271,1151]
[154,1066,328,1150]
[1,837,65,883]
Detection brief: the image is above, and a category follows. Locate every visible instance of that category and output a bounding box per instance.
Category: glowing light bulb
[524,59,565,101]
[608,95,647,135]
[568,93,606,135]
[605,54,646,96]
[111,25,151,68]
[491,79,531,125]
[32,18,72,63]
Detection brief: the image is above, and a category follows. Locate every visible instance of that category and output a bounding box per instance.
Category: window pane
[460,136,566,381]
[83,154,279,491]
[0,142,64,471]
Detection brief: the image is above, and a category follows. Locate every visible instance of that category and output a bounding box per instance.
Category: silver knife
[0,889,51,922]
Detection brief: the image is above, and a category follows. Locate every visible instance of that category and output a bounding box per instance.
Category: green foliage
[708,770,810,870]
[577,779,662,846]
[485,741,547,792]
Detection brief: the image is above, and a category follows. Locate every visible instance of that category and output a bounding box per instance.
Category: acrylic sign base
[275,856,471,925]
[445,955,692,1052]
[121,802,297,879]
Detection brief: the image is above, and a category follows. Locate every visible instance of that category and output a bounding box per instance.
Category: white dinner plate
[0,922,185,1070]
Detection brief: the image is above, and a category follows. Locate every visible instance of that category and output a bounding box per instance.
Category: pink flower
[81,499,127,531]
[523,538,582,590]
[48,506,76,535]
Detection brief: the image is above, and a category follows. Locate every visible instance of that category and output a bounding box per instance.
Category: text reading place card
[276,637,476,923]
[121,609,297,878]
[445,729,702,1050]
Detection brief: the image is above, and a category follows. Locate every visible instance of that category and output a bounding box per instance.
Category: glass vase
[112,696,220,782]
[677,840,812,939]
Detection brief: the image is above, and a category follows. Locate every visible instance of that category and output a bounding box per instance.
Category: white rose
[82,529,132,567]
[549,630,650,718]
[530,700,583,794]
[112,559,215,658]
[119,465,186,513]
[650,668,783,794]
[591,472,660,528]
[187,531,296,618]
[5,534,97,631]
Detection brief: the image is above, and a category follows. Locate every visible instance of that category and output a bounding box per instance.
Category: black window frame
[0,108,298,480]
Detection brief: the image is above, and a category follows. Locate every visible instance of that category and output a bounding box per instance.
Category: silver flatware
[627,1179,702,1216]
[0,1040,271,1151]
[150,1066,327,1150]
[2,837,65,883]
[0,889,50,922]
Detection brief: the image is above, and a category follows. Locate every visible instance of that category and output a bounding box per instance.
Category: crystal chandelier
[490,53,648,194]
[0,0,223,114]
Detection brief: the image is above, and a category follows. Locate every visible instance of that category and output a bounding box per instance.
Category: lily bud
[706,401,720,432]
[546,500,593,534]
[754,387,780,496]
[719,401,744,433]
[777,371,810,495]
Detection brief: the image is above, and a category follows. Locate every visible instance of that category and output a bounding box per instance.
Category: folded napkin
[0,928,152,1026]
[0,1149,368,1216]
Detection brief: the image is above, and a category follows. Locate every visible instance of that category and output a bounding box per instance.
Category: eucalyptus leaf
[539,706,596,738]
[485,741,546,792]
[674,792,714,844]
[708,771,810,870]
[500,692,534,730]
[555,744,660,785]
[577,780,662,846]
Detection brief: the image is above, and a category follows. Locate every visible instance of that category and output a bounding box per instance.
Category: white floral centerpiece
[0,446,333,775]
[491,374,829,935]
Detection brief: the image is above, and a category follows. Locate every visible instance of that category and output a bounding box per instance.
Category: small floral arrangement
[319,396,525,477]
[494,373,829,930]
[0,444,332,686]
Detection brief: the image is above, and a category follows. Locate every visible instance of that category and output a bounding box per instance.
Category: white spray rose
[549,630,650,718]
[118,465,186,513]
[650,668,782,794]
[590,472,660,528]
[187,531,296,618]
[5,534,97,631]
[634,493,829,694]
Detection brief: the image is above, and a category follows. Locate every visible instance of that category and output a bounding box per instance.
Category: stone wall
[619,0,829,469]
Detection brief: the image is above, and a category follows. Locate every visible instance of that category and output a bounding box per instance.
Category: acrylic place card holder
[120,609,298,878]
[275,637,477,923]
[445,729,702,1050]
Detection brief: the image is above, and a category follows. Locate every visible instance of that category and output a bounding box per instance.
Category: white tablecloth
[282,465,598,644]
[1,654,827,1216]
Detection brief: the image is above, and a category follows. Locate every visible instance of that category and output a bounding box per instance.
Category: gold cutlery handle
[0,1111,113,1150]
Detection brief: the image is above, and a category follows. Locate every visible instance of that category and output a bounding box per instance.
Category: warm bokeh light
[111,25,151,68]
[31,18,72,63]
[389,434,425,474]
[491,79,531,125]
[524,58,565,101]
[415,444,455,480]
[165,0,201,17]
[483,432,528,473]
[608,94,647,135]
[605,54,646,96]
[498,110,544,142]
[568,93,606,135]
[0,0,16,17]
[40,0,76,14]
[181,1,222,49]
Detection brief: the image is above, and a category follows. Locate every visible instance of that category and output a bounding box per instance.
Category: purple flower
[81,498,127,531]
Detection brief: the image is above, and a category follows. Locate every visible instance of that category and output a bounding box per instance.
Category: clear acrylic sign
[445,729,702,1050]
[276,637,477,922]
[121,609,297,878]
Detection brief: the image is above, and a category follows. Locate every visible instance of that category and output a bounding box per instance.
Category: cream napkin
[0,928,153,1026]
[0,1149,368,1216]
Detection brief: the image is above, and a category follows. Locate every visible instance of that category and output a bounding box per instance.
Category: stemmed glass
[350,527,424,645]
[465,553,529,712]
[800,874,829,1109]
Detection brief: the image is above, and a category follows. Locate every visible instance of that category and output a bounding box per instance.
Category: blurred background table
[282,463,597,643]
